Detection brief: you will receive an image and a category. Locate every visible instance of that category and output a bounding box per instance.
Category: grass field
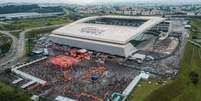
[127,79,164,101]
[10,31,21,39]
[191,19,201,44]
[0,16,72,31]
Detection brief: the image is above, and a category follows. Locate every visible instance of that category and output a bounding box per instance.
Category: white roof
[131,53,146,60]
[139,71,150,80]
[52,15,165,44]
[21,81,36,89]
[54,96,77,101]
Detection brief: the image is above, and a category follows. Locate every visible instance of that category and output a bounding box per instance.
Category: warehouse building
[48,15,165,57]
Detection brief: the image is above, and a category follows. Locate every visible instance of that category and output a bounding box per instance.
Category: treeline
[0,43,11,54]
[0,82,31,101]
[0,35,12,55]
[191,19,201,40]
[0,4,63,14]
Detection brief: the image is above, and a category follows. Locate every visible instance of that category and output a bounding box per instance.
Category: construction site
[0,16,188,101]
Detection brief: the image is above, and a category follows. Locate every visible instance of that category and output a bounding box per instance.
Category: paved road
[0,31,18,67]
[17,25,62,57]
[0,24,63,70]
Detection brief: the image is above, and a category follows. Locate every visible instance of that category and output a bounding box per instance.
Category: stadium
[49,15,166,57]
[0,15,183,101]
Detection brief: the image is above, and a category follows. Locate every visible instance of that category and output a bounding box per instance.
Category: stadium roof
[52,15,165,44]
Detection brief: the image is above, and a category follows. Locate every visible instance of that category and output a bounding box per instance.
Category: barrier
[11,57,48,85]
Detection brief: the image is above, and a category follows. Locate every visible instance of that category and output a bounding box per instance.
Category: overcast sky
[0,0,200,4]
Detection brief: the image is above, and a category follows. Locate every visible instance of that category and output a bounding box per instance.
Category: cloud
[0,0,200,4]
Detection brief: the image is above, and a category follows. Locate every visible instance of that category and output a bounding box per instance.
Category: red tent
[50,55,77,70]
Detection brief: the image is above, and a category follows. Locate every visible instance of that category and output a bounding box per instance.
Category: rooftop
[52,15,165,44]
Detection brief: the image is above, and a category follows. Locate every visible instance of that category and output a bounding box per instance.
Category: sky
[0,0,200,4]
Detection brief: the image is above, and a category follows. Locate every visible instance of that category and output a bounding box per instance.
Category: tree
[0,82,31,101]
[189,71,199,85]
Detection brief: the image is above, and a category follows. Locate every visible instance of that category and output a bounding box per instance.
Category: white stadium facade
[48,15,166,57]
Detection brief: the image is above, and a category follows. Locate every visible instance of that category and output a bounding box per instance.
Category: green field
[10,31,21,39]
[127,79,165,101]
[191,19,201,44]
[0,16,72,31]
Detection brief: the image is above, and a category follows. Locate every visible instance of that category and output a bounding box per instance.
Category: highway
[0,24,63,70]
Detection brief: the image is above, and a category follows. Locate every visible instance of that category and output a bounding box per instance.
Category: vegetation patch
[0,16,72,31]
[0,82,31,101]
[0,33,12,55]
[127,79,164,101]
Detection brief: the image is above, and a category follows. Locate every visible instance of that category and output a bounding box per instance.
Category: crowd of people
[19,56,139,101]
